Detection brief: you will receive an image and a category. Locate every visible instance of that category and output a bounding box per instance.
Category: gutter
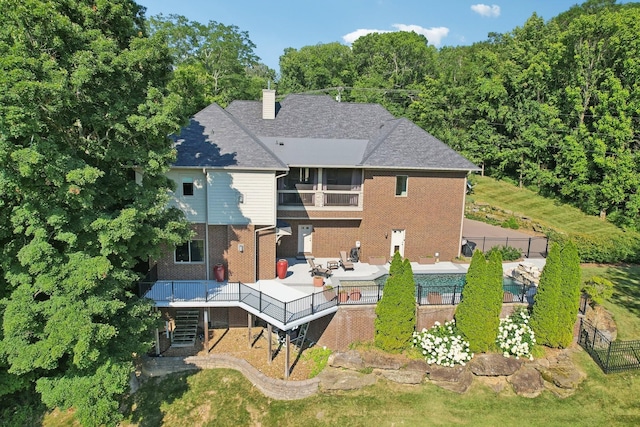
[203,168,210,280]
[254,170,289,282]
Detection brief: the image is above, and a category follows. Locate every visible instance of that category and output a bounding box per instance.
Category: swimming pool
[340,273,534,305]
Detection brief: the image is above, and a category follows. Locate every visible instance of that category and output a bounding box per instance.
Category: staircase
[171,310,199,348]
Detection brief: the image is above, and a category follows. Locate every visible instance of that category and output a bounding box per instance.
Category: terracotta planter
[313,276,324,287]
[349,289,362,301]
[323,286,336,301]
[338,292,349,303]
[276,259,288,279]
[213,264,225,282]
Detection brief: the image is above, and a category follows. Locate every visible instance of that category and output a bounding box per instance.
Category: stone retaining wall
[141,354,319,400]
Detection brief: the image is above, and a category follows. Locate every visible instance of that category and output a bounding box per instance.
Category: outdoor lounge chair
[339,251,355,270]
[308,259,332,278]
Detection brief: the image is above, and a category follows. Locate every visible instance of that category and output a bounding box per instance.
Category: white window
[395,175,408,197]
[175,240,204,263]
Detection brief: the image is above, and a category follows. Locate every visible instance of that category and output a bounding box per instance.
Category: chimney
[262,89,276,120]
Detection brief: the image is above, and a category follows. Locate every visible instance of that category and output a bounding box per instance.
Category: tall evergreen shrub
[455,250,499,352]
[487,250,505,324]
[530,243,562,347]
[375,252,416,352]
[557,241,581,347]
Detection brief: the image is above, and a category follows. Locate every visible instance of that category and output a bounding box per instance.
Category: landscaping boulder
[317,367,376,391]
[539,364,586,390]
[469,354,523,376]
[329,350,365,370]
[360,351,403,370]
[404,359,430,374]
[508,366,545,398]
[428,365,474,394]
[475,376,508,393]
[374,368,425,384]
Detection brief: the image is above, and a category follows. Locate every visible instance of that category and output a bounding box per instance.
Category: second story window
[182,178,194,196]
[324,168,362,191]
[395,175,408,197]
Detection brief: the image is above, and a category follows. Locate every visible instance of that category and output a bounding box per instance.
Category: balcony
[278,190,361,209]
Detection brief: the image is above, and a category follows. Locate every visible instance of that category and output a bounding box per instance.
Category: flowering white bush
[496,308,536,360]
[412,320,473,367]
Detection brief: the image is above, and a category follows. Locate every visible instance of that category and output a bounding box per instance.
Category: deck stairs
[171,309,199,348]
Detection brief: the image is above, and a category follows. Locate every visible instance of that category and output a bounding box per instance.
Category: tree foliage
[455,250,502,353]
[0,1,190,425]
[530,243,563,347]
[148,14,274,115]
[374,252,416,352]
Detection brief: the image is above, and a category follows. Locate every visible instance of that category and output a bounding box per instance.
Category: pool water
[355,273,527,293]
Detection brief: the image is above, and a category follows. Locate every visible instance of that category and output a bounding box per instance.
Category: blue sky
[138,1,633,71]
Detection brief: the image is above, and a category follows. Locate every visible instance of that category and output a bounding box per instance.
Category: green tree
[0,1,189,425]
[487,250,505,322]
[374,252,416,352]
[530,243,563,347]
[278,43,355,96]
[148,14,273,115]
[455,250,500,353]
[557,241,581,347]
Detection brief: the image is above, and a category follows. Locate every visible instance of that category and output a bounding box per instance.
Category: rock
[584,304,617,341]
[361,351,403,370]
[375,369,425,384]
[533,358,550,369]
[540,364,586,389]
[476,376,508,393]
[508,367,545,398]
[329,350,365,370]
[428,365,474,394]
[431,371,474,394]
[469,354,523,376]
[405,359,430,374]
[544,381,577,399]
[429,364,468,382]
[317,367,376,390]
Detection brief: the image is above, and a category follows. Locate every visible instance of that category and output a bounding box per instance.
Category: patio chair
[308,258,332,278]
[339,251,355,270]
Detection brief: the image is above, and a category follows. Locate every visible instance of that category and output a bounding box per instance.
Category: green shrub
[582,276,614,306]
[531,243,562,347]
[374,252,416,352]
[501,216,519,229]
[557,241,581,347]
[485,245,521,261]
[455,250,501,353]
[549,231,640,264]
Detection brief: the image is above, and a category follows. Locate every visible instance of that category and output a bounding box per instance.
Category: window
[175,240,204,263]
[395,175,408,196]
[182,181,194,196]
[281,167,317,190]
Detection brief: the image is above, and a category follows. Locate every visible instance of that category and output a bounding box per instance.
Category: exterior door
[298,225,313,254]
[390,229,405,257]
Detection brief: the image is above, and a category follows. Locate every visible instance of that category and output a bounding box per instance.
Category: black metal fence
[578,319,640,373]
[463,236,549,258]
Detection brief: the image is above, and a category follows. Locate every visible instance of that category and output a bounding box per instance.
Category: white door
[298,225,313,254]
[390,229,405,257]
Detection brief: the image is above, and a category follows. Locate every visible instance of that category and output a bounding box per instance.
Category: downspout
[203,168,210,280]
[254,171,289,282]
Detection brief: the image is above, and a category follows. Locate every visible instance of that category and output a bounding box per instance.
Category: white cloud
[342,24,449,46]
[471,4,501,17]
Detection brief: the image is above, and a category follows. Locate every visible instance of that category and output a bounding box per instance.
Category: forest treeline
[151,0,640,232]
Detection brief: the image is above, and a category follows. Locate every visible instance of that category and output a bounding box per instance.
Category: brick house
[154,90,478,285]
[145,90,479,357]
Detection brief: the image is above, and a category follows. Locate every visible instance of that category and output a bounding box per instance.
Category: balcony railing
[140,280,536,327]
[278,190,361,208]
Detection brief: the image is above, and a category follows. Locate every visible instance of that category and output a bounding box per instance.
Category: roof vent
[262,89,276,120]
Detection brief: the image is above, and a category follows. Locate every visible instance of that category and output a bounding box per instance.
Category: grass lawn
[469,176,627,237]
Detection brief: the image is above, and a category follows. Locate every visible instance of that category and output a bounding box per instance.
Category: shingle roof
[172,104,286,170]
[175,94,478,172]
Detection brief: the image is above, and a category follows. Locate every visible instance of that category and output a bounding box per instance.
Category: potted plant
[338,290,349,303]
[349,287,362,301]
[313,275,324,287]
[323,285,336,301]
[418,255,435,264]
